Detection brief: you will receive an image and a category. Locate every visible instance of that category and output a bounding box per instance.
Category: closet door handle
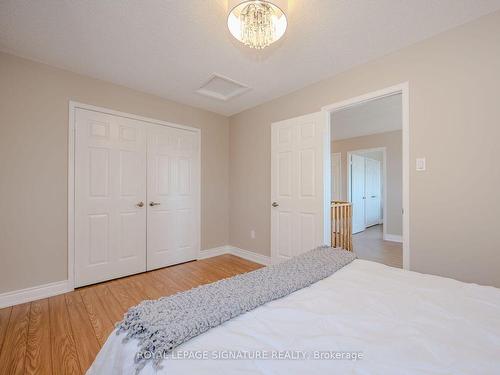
[149,201,161,207]
[136,201,144,208]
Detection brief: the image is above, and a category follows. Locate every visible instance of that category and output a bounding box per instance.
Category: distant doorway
[327,91,404,268]
[348,148,384,234]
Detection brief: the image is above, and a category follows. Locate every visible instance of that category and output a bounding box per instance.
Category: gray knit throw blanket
[116,246,356,373]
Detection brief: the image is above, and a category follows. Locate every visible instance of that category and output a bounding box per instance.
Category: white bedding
[88,260,500,374]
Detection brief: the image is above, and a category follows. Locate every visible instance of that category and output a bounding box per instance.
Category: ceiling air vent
[196,74,250,101]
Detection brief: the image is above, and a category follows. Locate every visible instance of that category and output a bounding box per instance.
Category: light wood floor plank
[65,292,100,373]
[203,255,254,276]
[49,294,81,375]
[125,272,166,300]
[154,265,197,292]
[79,288,114,346]
[139,272,174,299]
[193,261,234,279]
[226,254,263,271]
[225,254,261,271]
[25,299,51,375]
[143,272,177,298]
[115,277,149,306]
[0,255,260,374]
[0,307,12,357]
[0,303,30,375]
[184,261,227,283]
[157,263,204,289]
[149,270,186,296]
[93,284,125,325]
[105,280,142,313]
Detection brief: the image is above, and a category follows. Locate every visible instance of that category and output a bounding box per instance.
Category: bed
[87,259,500,374]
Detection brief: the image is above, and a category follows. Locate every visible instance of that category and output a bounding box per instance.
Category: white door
[365,158,381,227]
[271,112,326,263]
[331,152,342,201]
[350,154,366,234]
[146,124,200,270]
[75,109,147,287]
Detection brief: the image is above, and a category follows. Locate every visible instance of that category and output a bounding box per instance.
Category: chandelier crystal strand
[228,1,287,49]
[240,2,275,49]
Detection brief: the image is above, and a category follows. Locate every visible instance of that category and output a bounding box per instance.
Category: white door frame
[322,82,410,270]
[68,101,201,290]
[346,147,387,235]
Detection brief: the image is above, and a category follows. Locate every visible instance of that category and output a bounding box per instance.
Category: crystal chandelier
[227,0,288,49]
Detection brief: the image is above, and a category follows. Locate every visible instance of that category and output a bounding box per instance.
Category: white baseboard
[198,245,271,266]
[228,246,272,266]
[0,280,74,309]
[383,234,403,243]
[1,246,269,309]
[198,245,232,260]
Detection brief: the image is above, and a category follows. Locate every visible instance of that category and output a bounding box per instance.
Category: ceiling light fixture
[227,0,287,49]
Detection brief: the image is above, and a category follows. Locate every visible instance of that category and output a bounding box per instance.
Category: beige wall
[229,11,500,287]
[0,52,229,293]
[332,131,402,236]
[2,10,500,293]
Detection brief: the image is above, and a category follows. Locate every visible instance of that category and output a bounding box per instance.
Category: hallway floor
[353,225,402,268]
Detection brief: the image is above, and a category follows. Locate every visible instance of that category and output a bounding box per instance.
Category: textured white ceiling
[331,94,402,141]
[1,0,500,116]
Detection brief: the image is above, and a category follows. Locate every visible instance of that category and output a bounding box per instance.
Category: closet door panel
[75,109,147,287]
[146,125,200,270]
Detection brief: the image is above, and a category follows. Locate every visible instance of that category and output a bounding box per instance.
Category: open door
[271,112,328,263]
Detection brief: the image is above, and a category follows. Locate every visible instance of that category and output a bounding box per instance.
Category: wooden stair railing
[331,201,353,251]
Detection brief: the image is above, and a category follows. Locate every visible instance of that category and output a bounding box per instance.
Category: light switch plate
[416,158,426,171]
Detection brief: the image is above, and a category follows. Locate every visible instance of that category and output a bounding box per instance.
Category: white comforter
[88,259,500,375]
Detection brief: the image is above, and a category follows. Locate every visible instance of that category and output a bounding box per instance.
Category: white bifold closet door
[146,124,200,271]
[75,109,148,287]
[75,108,199,287]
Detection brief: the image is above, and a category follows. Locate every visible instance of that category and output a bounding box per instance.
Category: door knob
[149,201,161,207]
[136,201,144,208]
[272,202,279,207]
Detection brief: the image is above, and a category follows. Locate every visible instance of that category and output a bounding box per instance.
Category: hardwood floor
[0,254,262,375]
[353,225,402,268]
